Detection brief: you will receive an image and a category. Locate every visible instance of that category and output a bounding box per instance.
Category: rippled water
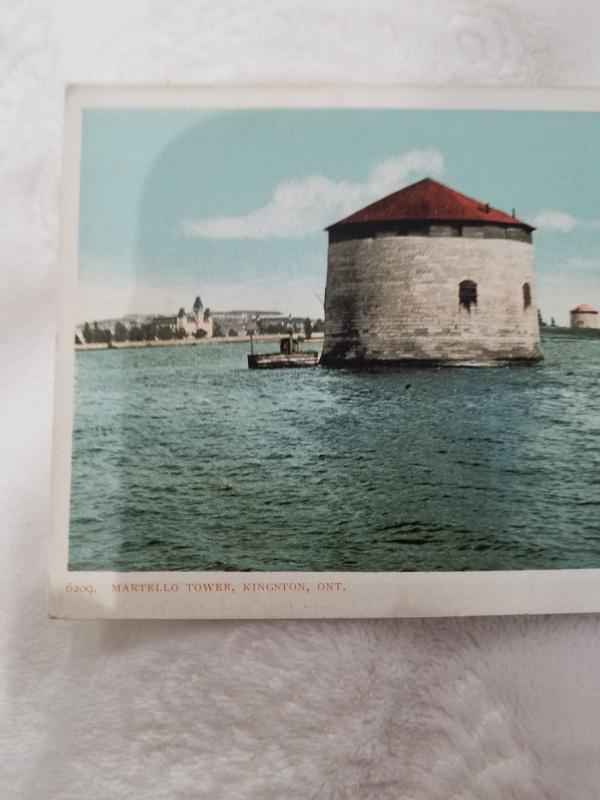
[69,336,600,571]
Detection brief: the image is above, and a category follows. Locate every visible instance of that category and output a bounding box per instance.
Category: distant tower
[193,295,203,322]
[321,178,541,366]
[570,303,598,329]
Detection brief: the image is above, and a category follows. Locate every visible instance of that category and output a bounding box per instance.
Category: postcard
[49,86,600,618]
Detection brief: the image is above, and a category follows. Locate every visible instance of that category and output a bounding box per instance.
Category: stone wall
[322,234,541,365]
[328,221,532,244]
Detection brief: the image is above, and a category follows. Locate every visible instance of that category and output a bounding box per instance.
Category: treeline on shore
[542,325,600,338]
[75,320,199,345]
[75,317,325,345]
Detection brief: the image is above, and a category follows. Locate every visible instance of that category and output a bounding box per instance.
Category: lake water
[69,336,600,572]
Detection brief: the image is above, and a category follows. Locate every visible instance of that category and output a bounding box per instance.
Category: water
[69,336,600,572]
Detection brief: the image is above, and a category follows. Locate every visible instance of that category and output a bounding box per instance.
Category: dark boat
[247,332,320,369]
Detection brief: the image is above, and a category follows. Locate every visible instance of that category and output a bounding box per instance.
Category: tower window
[459,280,477,311]
[523,282,532,309]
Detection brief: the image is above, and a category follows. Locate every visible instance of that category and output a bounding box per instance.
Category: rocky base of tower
[320,349,543,368]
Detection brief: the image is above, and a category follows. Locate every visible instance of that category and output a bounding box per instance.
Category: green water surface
[69,336,600,571]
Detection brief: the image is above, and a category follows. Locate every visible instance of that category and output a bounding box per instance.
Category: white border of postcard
[50,85,600,619]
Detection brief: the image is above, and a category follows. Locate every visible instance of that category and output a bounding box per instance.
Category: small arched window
[523,282,532,309]
[459,280,477,311]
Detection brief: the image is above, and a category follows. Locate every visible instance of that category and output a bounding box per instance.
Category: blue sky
[79,108,600,324]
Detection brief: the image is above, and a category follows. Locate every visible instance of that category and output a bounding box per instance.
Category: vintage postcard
[50,86,600,618]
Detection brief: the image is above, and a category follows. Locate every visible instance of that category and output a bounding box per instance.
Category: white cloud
[529,211,600,233]
[530,210,578,232]
[181,149,444,239]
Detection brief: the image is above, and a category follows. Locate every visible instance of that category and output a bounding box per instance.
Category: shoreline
[75,332,324,352]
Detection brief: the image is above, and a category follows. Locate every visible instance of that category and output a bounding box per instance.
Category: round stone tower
[570,303,598,330]
[321,178,541,366]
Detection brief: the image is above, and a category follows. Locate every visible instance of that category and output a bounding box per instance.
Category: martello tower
[321,178,541,366]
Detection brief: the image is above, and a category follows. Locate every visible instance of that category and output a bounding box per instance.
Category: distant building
[289,317,307,333]
[256,315,306,334]
[211,310,282,335]
[256,314,289,331]
[156,297,213,337]
[76,295,213,342]
[76,300,313,343]
[570,303,598,329]
[321,177,541,366]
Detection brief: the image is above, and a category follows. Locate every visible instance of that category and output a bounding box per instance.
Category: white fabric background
[2,2,600,797]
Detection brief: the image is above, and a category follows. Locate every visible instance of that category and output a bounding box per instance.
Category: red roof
[328,177,533,230]
[571,303,598,314]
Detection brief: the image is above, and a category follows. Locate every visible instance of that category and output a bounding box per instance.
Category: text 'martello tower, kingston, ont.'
[321,178,542,366]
